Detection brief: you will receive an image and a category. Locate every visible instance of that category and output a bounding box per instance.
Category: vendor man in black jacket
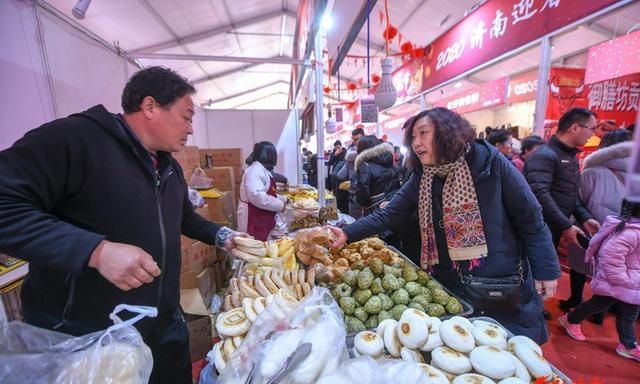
[524,108,600,249]
[0,67,242,383]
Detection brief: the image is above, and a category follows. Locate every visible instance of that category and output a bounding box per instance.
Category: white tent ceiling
[41,1,640,112]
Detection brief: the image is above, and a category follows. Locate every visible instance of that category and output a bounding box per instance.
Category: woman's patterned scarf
[418,152,488,268]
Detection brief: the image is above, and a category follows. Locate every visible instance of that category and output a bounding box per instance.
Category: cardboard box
[180,242,216,274]
[199,148,244,167]
[204,167,235,191]
[174,146,200,174]
[185,314,213,362]
[205,192,235,223]
[180,268,215,314]
[230,165,243,182]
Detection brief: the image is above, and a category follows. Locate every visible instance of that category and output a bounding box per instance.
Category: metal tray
[386,245,474,318]
[471,316,572,384]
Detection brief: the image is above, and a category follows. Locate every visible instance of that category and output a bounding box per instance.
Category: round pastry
[354,331,385,358]
[384,361,431,384]
[508,335,542,356]
[429,359,456,382]
[497,378,528,384]
[472,325,508,350]
[429,317,442,332]
[383,320,402,357]
[440,319,475,353]
[376,319,396,338]
[470,345,516,379]
[400,346,425,363]
[233,236,265,248]
[513,342,553,379]
[431,346,472,375]
[216,308,251,337]
[448,316,473,330]
[472,319,509,339]
[512,354,532,383]
[417,364,449,384]
[419,328,443,352]
[397,309,430,349]
[452,373,497,384]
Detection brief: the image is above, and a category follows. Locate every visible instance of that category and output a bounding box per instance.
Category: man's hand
[535,279,558,299]
[224,232,251,251]
[582,219,601,237]
[327,226,348,248]
[88,240,161,291]
[562,225,587,248]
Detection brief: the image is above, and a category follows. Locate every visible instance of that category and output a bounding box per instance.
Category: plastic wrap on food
[217,287,348,384]
[0,303,155,384]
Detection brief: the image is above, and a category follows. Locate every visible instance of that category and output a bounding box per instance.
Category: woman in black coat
[353,135,401,215]
[329,108,561,344]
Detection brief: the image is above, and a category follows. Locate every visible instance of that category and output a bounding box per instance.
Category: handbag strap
[455,255,525,283]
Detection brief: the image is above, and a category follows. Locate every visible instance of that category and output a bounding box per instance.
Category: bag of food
[189,167,214,189]
[216,287,349,384]
[0,303,156,384]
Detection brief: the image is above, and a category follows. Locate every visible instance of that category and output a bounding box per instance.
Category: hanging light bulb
[325,106,337,134]
[374,57,397,110]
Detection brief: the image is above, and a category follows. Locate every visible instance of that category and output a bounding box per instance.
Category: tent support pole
[533,36,551,137]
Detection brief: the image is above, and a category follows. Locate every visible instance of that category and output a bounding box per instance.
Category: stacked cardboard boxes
[199,148,244,204]
[173,145,200,182]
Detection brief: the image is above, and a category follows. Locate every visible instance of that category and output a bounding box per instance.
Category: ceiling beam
[191,55,283,84]
[331,0,379,76]
[584,22,618,39]
[229,92,289,109]
[206,80,288,104]
[131,52,306,65]
[131,9,296,53]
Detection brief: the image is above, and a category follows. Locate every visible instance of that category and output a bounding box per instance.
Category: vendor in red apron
[237,141,288,240]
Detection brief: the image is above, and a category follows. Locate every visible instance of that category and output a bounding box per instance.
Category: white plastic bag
[0,303,156,384]
[217,287,349,384]
[190,167,214,189]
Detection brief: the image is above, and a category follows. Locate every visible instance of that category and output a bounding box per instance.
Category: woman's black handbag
[457,259,524,315]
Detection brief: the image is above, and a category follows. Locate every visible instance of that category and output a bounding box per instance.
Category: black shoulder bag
[456,258,524,315]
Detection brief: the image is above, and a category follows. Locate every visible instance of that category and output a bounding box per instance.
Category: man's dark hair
[599,129,633,149]
[122,66,195,113]
[557,107,595,133]
[334,140,342,147]
[252,141,278,171]
[486,128,512,146]
[394,145,400,152]
[520,135,545,155]
[357,135,380,154]
[404,108,476,169]
[352,128,365,136]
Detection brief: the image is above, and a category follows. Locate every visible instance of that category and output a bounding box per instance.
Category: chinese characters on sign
[589,80,640,112]
[447,92,480,110]
[435,77,507,115]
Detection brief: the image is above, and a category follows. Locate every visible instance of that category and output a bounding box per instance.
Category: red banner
[545,67,589,121]
[434,77,507,114]
[585,30,640,85]
[507,70,538,104]
[419,0,621,92]
[588,72,640,127]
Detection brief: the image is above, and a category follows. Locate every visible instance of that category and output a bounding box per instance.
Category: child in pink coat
[560,200,640,362]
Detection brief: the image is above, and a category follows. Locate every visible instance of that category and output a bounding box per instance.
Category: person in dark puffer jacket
[353,135,401,215]
[524,108,600,249]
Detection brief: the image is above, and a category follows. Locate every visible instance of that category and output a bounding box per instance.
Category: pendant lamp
[374,57,397,110]
[326,107,337,134]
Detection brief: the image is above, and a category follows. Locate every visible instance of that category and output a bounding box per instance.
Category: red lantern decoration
[323,86,331,94]
[347,82,357,91]
[413,47,425,59]
[401,42,413,54]
[371,74,381,84]
[382,25,398,41]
